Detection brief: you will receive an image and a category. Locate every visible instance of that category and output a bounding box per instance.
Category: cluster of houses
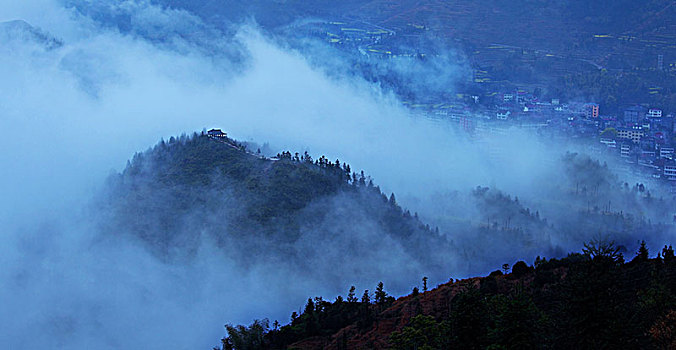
[411,89,676,185]
[593,106,676,181]
[489,92,676,182]
[216,18,675,186]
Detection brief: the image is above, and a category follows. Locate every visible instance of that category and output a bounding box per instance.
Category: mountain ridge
[217,242,676,349]
[96,131,452,281]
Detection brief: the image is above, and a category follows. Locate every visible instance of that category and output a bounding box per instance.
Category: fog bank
[1,1,674,349]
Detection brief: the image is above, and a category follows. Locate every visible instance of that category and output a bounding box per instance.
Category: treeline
[215,240,676,349]
[472,186,547,231]
[273,148,438,233]
[116,131,417,225]
[275,150,371,189]
[101,132,445,265]
[217,282,397,350]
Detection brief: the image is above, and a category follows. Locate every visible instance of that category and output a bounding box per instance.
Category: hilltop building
[207,129,227,139]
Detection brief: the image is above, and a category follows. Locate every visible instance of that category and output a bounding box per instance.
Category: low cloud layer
[1,1,674,349]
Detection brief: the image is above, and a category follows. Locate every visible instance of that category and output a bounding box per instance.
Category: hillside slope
[218,243,676,349]
[96,132,450,276]
[96,132,675,278]
[159,0,675,66]
[72,1,676,110]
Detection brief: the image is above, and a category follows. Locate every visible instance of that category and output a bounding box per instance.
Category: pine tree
[304,298,315,315]
[662,245,674,262]
[375,282,387,305]
[361,290,370,304]
[347,286,358,303]
[636,240,649,261]
[314,297,325,313]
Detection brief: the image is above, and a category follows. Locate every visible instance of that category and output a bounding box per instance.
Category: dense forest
[95,132,675,278]
[96,132,449,273]
[215,240,676,350]
[93,132,676,350]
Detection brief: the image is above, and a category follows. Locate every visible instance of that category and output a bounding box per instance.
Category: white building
[600,138,617,148]
[648,109,663,119]
[496,110,511,120]
[620,144,631,158]
[665,164,676,179]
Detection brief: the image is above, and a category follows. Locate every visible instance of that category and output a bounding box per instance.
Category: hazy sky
[0,2,477,348]
[1,1,673,349]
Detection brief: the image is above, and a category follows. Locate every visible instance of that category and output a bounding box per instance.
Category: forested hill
[216,241,676,350]
[97,132,449,271]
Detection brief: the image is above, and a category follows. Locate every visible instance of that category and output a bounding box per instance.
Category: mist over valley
[1,1,675,349]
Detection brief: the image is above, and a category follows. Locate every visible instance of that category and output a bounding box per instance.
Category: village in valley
[279,17,676,189]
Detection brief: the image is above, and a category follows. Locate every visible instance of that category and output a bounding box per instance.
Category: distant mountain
[217,242,676,349]
[157,0,675,64]
[96,132,676,278]
[0,20,62,49]
[63,1,676,111]
[97,132,451,277]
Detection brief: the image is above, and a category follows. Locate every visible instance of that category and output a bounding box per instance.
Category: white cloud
[1,1,673,348]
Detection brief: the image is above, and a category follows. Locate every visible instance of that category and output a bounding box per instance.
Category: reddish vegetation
[649,310,676,350]
[289,275,533,349]
[220,252,676,349]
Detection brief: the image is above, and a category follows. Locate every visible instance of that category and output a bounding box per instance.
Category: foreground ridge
[217,242,676,350]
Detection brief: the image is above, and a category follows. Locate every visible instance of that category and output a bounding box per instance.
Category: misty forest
[1,1,676,349]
